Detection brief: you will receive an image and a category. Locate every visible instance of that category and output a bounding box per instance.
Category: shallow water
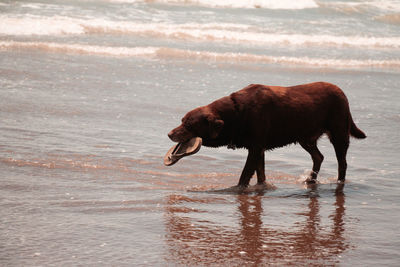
[1,0,400,266]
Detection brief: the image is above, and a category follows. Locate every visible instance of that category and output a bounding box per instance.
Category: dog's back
[230,82,363,149]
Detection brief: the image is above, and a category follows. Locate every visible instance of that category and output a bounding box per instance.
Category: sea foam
[106,0,318,9]
[1,15,399,49]
[2,41,400,70]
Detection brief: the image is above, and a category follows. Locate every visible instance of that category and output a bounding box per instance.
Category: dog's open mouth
[164,137,202,166]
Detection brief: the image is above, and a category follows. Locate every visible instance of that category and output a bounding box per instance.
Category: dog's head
[168,107,224,143]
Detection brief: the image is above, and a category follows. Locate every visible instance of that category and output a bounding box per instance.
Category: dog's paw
[253,182,277,191]
[221,185,248,193]
[304,177,318,185]
[337,179,346,185]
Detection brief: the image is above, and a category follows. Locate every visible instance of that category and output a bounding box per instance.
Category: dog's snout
[168,130,174,140]
[168,125,193,143]
[168,128,181,142]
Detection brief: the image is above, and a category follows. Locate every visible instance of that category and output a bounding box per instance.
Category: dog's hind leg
[330,136,349,183]
[328,117,350,183]
[300,141,324,184]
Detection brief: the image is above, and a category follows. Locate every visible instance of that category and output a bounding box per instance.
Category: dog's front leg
[237,148,263,187]
[256,149,266,185]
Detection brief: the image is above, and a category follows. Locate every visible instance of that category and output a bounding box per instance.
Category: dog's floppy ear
[207,114,224,139]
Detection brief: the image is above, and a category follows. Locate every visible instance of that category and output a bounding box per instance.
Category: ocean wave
[375,13,400,25]
[15,0,400,12]
[2,41,400,70]
[0,15,251,36]
[1,15,400,49]
[107,0,400,12]
[322,0,400,13]
[0,16,84,36]
[0,41,157,56]
[107,0,318,9]
[305,1,400,18]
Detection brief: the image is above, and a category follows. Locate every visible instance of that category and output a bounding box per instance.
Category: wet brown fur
[168,82,366,186]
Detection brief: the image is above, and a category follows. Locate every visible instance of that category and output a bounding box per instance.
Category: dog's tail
[350,117,366,139]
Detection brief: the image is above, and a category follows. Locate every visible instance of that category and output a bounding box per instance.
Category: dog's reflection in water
[164,184,349,266]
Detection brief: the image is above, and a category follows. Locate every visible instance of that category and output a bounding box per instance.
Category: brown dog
[168,82,366,187]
